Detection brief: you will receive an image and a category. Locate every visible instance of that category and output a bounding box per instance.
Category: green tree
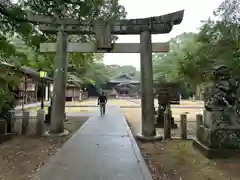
[26,0,126,83]
[0,0,127,113]
[1,0,127,82]
[106,65,138,79]
[153,0,239,99]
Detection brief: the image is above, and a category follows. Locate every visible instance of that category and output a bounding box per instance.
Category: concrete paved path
[32,106,153,180]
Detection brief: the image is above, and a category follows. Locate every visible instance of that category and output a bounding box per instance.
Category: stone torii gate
[33,10,184,138]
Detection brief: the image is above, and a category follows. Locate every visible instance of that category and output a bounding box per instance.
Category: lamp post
[39,71,47,109]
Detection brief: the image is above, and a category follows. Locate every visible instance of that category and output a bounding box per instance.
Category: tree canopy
[153,0,240,99]
[1,0,239,102]
[0,0,127,86]
[0,0,128,114]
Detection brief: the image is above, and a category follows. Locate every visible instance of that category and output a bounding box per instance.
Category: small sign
[99,34,111,48]
[93,21,112,50]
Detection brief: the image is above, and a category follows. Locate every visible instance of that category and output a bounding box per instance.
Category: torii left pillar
[49,29,69,135]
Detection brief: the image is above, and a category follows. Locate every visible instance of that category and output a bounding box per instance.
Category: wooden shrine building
[0,61,86,105]
[101,73,140,97]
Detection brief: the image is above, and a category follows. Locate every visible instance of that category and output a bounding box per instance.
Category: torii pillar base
[136,133,162,142]
[43,129,69,137]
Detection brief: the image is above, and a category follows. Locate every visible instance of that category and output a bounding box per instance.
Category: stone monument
[193,64,240,158]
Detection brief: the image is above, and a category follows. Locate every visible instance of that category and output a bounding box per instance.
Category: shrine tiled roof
[0,61,52,82]
[108,72,140,83]
[116,82,136,88]
[0,61,80,87]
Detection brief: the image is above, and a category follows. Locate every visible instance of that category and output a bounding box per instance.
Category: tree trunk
[195,84,202,100]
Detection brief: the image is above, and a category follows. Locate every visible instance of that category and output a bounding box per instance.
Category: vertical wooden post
[22,111,30,134]
[167,104,171,138]
[48,84,51,101]
[164,111,171,140]
[180,114,187,139]
[35,83,38,102]
[45,84,48,101]
[24,76,27,104]
[36,109,45,135]
[6,110,15,133]
[196,114,203,133]
[71,88,73,100]
[0,119,6,135]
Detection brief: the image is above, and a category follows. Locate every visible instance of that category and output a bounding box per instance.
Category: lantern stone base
[193,109,240,158]
[193,138,240,159]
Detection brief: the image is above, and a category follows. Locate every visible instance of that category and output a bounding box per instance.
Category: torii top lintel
[36,10,184,35]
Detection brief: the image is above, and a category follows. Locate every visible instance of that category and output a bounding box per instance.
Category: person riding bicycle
[97,92,108,115]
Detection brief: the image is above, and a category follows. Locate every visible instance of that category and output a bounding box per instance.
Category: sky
[103,0,223,70]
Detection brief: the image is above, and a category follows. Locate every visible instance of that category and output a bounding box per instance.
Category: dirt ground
[28,99,139,112]
[122,107,196,137]
[3,99,239,180]
[138,140,240,180]
[0,99,136,180]
[29,100,98,112]
[0,116,88,180]
[123,103,240,180]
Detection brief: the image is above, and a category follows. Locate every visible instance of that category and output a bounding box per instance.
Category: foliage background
[0,0,239,112]
[152,0,239,99]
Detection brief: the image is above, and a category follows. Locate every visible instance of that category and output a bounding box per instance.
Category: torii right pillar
[137,30,162,141]
[139,30,157,137]
[137,10,185,140]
